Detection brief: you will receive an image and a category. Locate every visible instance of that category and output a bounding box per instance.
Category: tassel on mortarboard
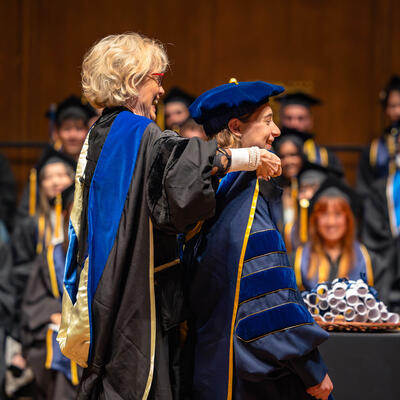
[54,193,62,240]
[156,101,165,131]
[29,168,37,217]
[299,198,310,244]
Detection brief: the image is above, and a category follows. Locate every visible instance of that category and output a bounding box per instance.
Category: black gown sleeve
[147,126,219,234]
[356,145,375,197]
[21,255,61,346]
[0,241,15,332]
[326,148,344,174]
[0,153,17,232]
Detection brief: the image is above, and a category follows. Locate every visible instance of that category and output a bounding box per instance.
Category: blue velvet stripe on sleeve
[244,229,286,261]
[389,170,400,235]
[236,302,314,342]
[239,266,296,304]
[64,221,79,303]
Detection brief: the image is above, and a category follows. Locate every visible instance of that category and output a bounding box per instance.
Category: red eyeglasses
[150,72,164,86]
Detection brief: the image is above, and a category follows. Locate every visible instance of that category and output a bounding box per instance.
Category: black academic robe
[58,107,218,400]
[21,246,79,400]
[0,153,16,232]
[0,241,16,400]
[10,215,40,342]
[356,123,399,196]
[361,174,400,311]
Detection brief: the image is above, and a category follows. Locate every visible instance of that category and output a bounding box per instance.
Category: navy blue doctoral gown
[184,172,329,400]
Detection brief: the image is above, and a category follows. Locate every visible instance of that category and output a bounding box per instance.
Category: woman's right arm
[147,126,282,234]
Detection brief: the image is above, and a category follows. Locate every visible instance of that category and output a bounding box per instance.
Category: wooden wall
[2,0,400,193]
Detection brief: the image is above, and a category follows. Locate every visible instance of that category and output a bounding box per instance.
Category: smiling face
[315,197,348,244]
[229,103,281,149]
[132,74,165,120]
[278,140,304,179]
[41,162,74,199]
[165,101,190,129]
[54,119,88,160]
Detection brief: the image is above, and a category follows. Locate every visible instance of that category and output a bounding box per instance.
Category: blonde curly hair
[82,32,169,108]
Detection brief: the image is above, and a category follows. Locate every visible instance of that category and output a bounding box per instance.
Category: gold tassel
[303,139,316,163]
[36,213,45,254]
[29,169,37,216]
[291,178,298,220]
[387,134,396,175]
[156,102,165,131]
[54,193,62,240]
[299,198,309,243]
[53,139,62,151]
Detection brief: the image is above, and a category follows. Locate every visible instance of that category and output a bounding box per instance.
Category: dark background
[2,0,400,192]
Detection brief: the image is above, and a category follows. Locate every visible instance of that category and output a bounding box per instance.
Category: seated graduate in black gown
[357,76,400,196]
[361,160,400,311]
[293,177,374,292]
[184,80,333,400]
[21,185,80,400]
[9,151,75,394]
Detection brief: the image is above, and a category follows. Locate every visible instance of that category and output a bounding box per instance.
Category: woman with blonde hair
[58,33,282,399]
[294,177,374,291]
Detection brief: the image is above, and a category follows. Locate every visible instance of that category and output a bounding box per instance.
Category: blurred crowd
[0,75,399,399]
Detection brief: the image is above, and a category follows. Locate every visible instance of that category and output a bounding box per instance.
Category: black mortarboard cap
[35,145,77,177]
[274,127,314,151]
[276,91,321,108]
[164,87,196,107]
[309,176,362,218]
[53,95,97,126]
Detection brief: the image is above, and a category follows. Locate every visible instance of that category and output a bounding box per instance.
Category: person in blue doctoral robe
[184,81,333,400]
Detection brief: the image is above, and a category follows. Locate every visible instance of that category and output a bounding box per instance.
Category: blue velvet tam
[189,80,284,136]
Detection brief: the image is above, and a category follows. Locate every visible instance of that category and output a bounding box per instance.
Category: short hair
[82,32,169,108]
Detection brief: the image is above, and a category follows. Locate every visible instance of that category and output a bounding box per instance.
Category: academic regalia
[183,172,328,400]
[293,241,374,291]
[57,107,219,399]
[361,169,400,310]
[356,121,399,196]
[11,179,73,344]
[0,153,16,233]
[21,243,80,399]
[0,241,16,400]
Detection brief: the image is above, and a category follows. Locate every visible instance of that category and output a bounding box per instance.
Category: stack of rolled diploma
[302,278,400,324]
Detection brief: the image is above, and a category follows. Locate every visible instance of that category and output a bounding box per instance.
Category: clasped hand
[256,149,282,180]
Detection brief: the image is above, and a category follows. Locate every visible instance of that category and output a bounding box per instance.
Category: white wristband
[229,147,261,172]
